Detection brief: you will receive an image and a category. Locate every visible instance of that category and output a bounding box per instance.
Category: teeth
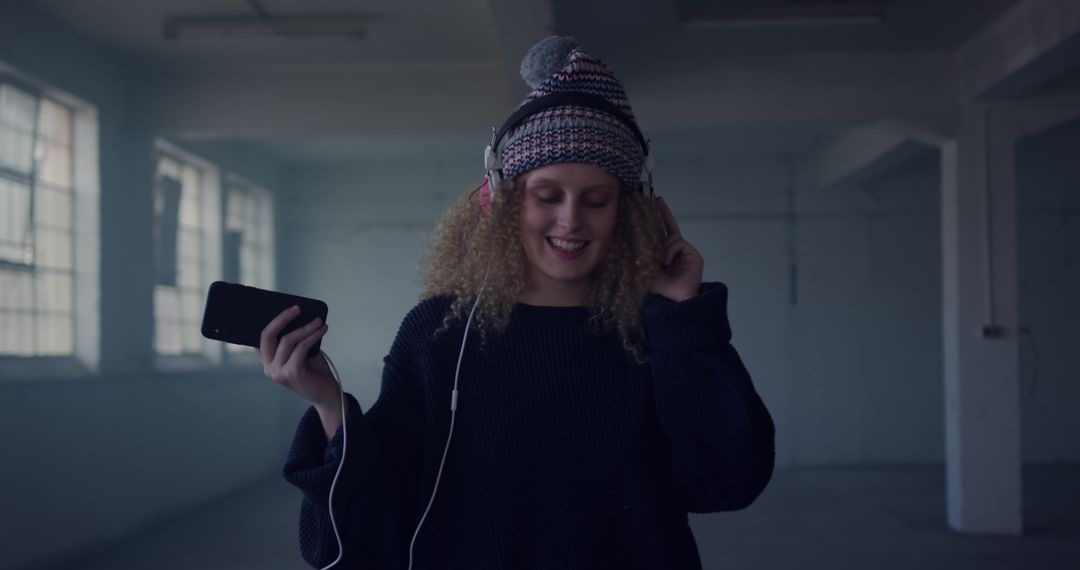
[549,237,586,252]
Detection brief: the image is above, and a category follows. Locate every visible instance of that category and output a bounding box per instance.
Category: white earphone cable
[318,350,347,570]
[407,290,483,570]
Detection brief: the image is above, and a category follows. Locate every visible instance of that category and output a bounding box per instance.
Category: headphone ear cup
[483,144,503,204]
[641,151,655,197]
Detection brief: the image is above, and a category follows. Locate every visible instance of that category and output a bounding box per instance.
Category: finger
[285,323,329,372]
[662,237,685,267]
[656,196,682,239]
[272,317,323,369]
[260,305,301,367]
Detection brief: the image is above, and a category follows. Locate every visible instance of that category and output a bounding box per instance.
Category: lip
[546,236,588,259]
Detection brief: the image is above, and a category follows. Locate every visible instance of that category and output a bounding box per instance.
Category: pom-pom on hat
[498,36,646,189]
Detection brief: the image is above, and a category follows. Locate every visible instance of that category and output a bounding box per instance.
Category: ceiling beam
[680,2,887,28]
[624,51,957,131]
[958,0,1080,100]
[801,124,927,191]
[135,63,514,136]
[161,15,369,40]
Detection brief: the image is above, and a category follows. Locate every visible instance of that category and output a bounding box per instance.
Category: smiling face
[517,162,620,305]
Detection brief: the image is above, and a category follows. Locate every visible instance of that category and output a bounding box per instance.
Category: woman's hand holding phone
[258,305,343,439]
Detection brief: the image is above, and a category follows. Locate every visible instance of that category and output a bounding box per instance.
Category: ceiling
[35,0,1018,69]
[34,0,500,69]
[29,0,1020,164]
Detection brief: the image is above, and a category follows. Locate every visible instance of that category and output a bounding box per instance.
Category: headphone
[482,91,656,208]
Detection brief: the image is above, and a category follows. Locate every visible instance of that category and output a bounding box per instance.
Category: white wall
[659,149,944,466]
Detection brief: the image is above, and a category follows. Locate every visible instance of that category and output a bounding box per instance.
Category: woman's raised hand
[258,306,340,410]
[651,196,704,303]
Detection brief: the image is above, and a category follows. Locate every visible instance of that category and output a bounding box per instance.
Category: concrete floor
[53,466,1080,570]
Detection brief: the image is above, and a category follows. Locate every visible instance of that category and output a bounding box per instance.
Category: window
[223,176,275,356]
[225,176,274,288]
[0,83,76,356]
[153,144,220,358]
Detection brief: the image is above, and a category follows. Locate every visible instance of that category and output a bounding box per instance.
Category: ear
[478,178,492,215]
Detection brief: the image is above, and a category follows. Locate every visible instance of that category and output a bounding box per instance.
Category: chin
[539,265,598,283]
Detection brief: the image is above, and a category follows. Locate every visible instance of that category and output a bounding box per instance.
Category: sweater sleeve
[643,281,776,513]
[282,361,423,569]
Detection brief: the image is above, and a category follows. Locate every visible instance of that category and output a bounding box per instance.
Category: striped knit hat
[498,36,647,189]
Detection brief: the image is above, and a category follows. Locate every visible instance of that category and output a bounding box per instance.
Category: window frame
[0,71,100,380]
[151,140,223,371]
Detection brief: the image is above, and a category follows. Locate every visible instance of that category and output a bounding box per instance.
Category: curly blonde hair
[420,176,666,360]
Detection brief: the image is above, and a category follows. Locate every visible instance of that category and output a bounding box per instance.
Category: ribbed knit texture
[501,42,646,188]
[283,282,775,569]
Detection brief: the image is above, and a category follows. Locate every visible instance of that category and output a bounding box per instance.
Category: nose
[555,200,583,233]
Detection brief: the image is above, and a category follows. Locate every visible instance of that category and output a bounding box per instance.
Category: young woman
[259,36,775,570]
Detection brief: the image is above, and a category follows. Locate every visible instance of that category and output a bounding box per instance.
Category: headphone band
[490,92,649,154]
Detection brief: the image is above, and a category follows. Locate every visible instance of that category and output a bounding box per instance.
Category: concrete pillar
[940,104,1022,534]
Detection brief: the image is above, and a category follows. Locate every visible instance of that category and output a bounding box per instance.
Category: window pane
[155,319,182,355]
[241,262,256,287]
[177,227,200,261]
[226,188,247,231]
[182,321,202,353]
[0,309,14,354]
[157,155,181,181]
[241,243,257,285]
[1,178,31,253]
[179,168,201,227]
[0,270,33,309]
[181,290,202,323]
[37,99,71,145]
[36,313,73,354]
[155,286,180,323]
[0,84,35,131]
[0,310,34,355]
[35,228,72,270]
[34,185,72,230]
[178,257,200,289]
[36,270,72,312]
[0,241,25,263]
[182,289,203,355]
[154,283,185,352]
[226,183,273,290]
[0,124,34,174]
[37,141,71,188]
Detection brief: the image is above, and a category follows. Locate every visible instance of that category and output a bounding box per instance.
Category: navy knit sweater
[283,282,775,569]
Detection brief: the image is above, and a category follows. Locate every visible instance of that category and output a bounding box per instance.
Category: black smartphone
[201,281,329,360]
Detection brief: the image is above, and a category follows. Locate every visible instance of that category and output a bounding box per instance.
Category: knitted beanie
[499,36,646,188]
